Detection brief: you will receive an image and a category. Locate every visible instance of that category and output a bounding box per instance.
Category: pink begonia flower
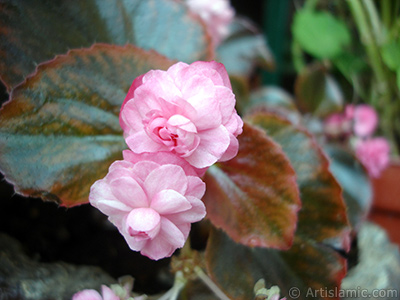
[324,112,352,138]
[355,137,390,178]
[186,0,234,46]
[89,150,206,260]
[72,285,119,300]
[346,104,378,137]
[120,61,243,170]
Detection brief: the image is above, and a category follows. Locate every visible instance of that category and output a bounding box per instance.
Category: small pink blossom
[72,285,119,300]
[89,150,206,260]
[323,112,352,138]
[120,61,243,170]
[346,104,378,137]
[186,0,234,46]
[355,137,390,178]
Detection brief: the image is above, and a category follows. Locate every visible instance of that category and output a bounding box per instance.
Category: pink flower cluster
[89,61,242,260]
[324,104,390,178]
[186,0,234,47]
[72,277,145,300]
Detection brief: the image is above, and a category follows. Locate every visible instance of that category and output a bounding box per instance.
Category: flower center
[143,111,200,156]
[125,207,161,241]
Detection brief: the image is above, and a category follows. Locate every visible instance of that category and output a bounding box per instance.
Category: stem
[347,0,387,84]
[347,0,398,151]
[363,0,383,43]
[291,41,306,73]
[304,0,318,10]
[158,271,187,300]
[194,267,230,300]
[381,0,391,29]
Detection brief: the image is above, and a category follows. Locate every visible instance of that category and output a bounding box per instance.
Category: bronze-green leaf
[203,122,301,249]
[205,112,350,300]
[0,44,174,207]
[294,64,343,117]
[323,144,372,231]
[217,17,274,77]
[248,112,349,248]
[206,228,347,300]
[0,0,212,90]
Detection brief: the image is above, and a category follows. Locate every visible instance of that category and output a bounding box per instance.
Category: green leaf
[323,144,372,231]
[332,52,367,81]
[203,122,301,249]
[205,112,350,299]
[397,68,400,91]
[292,9,351,59]
[0,0,212,91]
[381,40,400,71]
[295,64,344,117]
[217,17,275,77]
[0,44,174,207]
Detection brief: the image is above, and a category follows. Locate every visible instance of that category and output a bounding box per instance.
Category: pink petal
[101,286,119,300]
[130,161,160,183]
[141,70,182,103]
[215,86,236,124]
[89,180,132,216]
[109,177,148,208]
[125,131,166,154]
[140,217,186,260]
[125,208,161,240]
[167,115,197,133]
[151,189,192,215]
[190,61,232,89]
[166,196,206,224]
[167,61,189,78]
[121,231,147,252]
[144,165,188,199]
[354,104,378,137]
[186,176,206,199]
[120,99,145,134]
[121,74,144,111]
[72,289,103,300]
[122,150,199,177]
[219,133,239,162]
[185,125,230,168]
[180,75,222,129]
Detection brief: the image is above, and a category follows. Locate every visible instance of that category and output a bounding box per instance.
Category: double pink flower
[324,104,390,178]
[89,61,242,260]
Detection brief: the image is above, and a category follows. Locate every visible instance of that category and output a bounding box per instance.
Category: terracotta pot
[369,161,400,245]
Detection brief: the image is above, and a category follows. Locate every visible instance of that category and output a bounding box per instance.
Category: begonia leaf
[217,17,274,77]
[0,0,212,91]
[295,64,343,117]
[323,144,372,231]
[0,44,174,207]
[205,112,349,299]
[248,113,349,248]
[206,228,347,300]
[203,122,301,249]
[247,87,302,125]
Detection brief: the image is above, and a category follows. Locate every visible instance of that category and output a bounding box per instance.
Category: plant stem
[381,0,391,29]
[347,0,386,84]
[347,0,398,154]
[363,0,383,43]
[194,267,231,300]
[158,271,187,300]
[291,41,306,73]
